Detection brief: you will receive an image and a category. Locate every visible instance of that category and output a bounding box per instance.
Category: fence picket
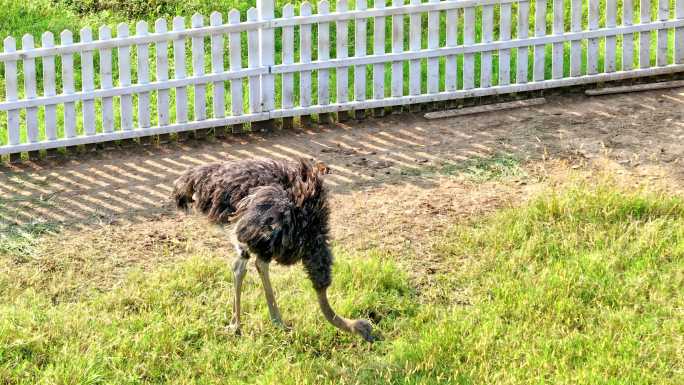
[80,28,96,136]
[136,22,151,129]
[248,8,262,113]
[318,1,331,107]
[534,0,546,81]
[570,0,581,76]
[41,32,57,140]
[258,0,275,113]
[116,25,133,131]
[373,0,385,99]
[98,27,114,133]
[354,0,367,105]
[605,0,617,72]
[481,4,494,87]
[61,30,77,138]
[172,17,188,124]
[446,7,458,90]
[499,4,511,86]
[588,0,599,74]
[427,0,440,93]
[22,35,39,142]
[281,6,294,111]
[677,0,684,63]
[229,10,244,117]
[657,0,669,66]
[191,14,206,121]
[552,0,564,78]
[154,20,170,126]
[640,0,651,68]
[517,1,530,83]
[391,0,404,98]
[464,6,475,88]
[299,3,312,109]
[623,0,634,70]
[409,0,421,95]
[210,12,225,119]
[337,0,350,105]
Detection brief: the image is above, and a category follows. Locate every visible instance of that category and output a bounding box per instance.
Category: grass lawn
[1,178,682,384]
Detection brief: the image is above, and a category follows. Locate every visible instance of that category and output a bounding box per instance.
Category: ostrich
[171,158,375,342]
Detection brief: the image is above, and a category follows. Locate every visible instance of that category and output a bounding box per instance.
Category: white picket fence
[1,0,684,155]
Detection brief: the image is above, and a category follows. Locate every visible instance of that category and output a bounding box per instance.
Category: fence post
[257,0,275,131]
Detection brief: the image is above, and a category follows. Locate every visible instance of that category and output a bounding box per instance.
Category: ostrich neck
[316,288,353,332]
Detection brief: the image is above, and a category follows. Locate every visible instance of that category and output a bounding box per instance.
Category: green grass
[2,179,682,384]
[0,0,680,146]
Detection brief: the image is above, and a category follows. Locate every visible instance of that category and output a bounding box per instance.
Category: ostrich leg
[255,258,285,327]
[229,254,249,334]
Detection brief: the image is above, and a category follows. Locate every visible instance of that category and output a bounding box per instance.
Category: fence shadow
[1,90,683,232]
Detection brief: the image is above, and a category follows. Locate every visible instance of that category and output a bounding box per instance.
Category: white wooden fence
[2,0,684,156]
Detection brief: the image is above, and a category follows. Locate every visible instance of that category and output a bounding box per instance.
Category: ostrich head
[349,319,375,342]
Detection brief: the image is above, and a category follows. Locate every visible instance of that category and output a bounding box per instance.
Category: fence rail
[2,0,684,155]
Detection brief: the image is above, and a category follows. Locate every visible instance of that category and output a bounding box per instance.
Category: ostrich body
[172,158,374,342]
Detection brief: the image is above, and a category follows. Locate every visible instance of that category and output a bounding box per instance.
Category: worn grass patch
[401,153,527,182]
[0,222,60,261]
[1,179,682,384]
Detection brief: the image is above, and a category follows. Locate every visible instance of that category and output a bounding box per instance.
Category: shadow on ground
[0,90,682,231]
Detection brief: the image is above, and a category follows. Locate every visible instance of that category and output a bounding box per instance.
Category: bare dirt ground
[2,89,683,293]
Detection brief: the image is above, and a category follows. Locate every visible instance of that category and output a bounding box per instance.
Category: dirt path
[1,89,683,285]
